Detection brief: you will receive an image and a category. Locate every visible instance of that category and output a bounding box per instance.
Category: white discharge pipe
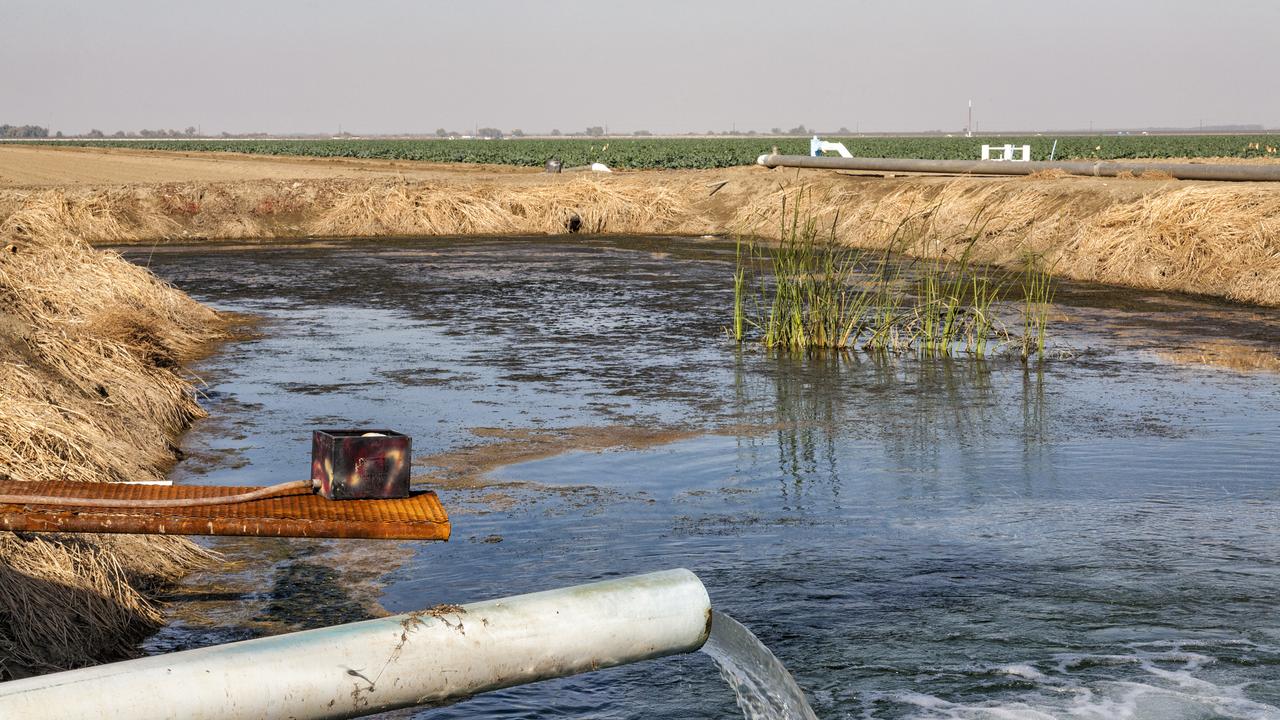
[0,569,712,720]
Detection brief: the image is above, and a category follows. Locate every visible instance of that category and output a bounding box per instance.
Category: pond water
[124,236,1280,719]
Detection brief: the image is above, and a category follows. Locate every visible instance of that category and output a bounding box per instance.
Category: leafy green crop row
[6,135,1277,169]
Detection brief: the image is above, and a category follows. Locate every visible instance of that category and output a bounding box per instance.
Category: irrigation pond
[123,236,1280,719]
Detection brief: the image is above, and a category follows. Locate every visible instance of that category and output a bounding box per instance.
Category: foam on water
[871,645,1280,720]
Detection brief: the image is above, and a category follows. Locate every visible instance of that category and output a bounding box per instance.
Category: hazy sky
[4,0,1278,135]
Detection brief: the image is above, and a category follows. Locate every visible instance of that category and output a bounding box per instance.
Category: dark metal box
[311,430,412,500]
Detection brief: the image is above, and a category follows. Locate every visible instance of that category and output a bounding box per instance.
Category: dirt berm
[1,150,1277,306]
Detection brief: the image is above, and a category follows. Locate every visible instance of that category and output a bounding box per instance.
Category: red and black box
[311,430,412,500]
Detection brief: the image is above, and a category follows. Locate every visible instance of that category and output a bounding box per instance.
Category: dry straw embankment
[0,207,223,676]
[0,176,708,243]
[1,168,1276,306]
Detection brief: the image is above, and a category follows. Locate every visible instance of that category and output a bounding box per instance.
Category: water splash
[701,610,819,720]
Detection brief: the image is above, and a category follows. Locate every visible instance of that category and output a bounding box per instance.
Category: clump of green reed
[903,258,1008,357]
[912,253,971,356]
[967,272,1001,355]
[904,222,1010,357]
[730,237,749,343]
[1019,252,1056,361]
[730,197,870,351]
[730,201,1052,359]
[863,251,907,353]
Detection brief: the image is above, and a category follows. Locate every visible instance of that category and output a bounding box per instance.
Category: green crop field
[5,135,1277,169]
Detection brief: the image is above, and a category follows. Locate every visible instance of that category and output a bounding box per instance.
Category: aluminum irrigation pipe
[756,153,1280,182]
[0,568,712,720]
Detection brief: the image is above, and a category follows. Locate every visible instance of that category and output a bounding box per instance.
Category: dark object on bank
[566,213,582,233]
[545,158,563,173]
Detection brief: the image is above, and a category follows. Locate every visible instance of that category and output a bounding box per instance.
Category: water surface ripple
[127,237,1280,719]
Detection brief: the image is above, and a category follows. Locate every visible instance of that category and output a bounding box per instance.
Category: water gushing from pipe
[701,610,818,720]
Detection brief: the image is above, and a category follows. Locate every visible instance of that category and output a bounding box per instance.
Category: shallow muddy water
[125,237,1280,719]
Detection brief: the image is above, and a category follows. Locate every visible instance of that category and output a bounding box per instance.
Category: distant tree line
[2,123,1009,141]
[1,124,50,138]
[81,127,200,138]
[434,127,510,139]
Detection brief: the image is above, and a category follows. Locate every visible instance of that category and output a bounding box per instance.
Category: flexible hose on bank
[0,479,315,509]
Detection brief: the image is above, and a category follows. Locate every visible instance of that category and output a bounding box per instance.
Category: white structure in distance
[981,144,1032,162]
[810,136,853,158]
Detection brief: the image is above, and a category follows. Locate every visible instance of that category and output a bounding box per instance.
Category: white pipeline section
[755,153,1280,182]
[0,569,712,720]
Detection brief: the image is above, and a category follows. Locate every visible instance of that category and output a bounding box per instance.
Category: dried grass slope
[0,169,1276,307]
[0,168,1276,306]
[0,211,222,676]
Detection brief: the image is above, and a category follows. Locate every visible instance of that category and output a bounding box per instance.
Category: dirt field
[4,144,1280,189]
[0,145,541,187]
